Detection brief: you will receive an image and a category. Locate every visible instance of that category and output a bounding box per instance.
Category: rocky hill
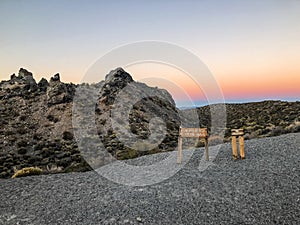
[0,68,180,178]
[0,68,299,178]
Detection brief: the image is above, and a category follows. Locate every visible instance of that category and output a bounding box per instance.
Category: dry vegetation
[196,100,300,142]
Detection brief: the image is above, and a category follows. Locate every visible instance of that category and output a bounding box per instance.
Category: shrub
[116,148,139,159]
[194,139,205,148]
[17,147,27,154]
[17,140,28,147]
[285,121,300,133]
[99,118,106,125]
[12,167,43,178]
[47,114,59,123]
[270,126,286,136]
[62,131,74,140]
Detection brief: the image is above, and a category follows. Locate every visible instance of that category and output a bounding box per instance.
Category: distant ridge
[193,100,300,142]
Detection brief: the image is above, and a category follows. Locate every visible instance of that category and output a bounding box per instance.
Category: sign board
[231,129,244,136]
[178,127,209,163]
[180,128,208,138]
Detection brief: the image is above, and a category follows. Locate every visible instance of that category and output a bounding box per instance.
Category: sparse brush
[12,167,43,178]
[194,139,205,148]
[285,121,300,133]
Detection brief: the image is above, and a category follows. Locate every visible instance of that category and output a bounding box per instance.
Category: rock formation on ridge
[0,68,180,178]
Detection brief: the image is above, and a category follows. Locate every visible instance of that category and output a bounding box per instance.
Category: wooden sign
[178,127,209,164]
[180,128,208,138]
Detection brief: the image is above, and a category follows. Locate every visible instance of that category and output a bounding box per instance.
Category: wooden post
[239,135,245,159]
[231,129,245,160]
[177,136,182,164]
[232,136,238,160]
[204,137,209,161]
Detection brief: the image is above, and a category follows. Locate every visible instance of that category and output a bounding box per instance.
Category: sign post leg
[177,136,182,164]
[205,137,209,161]
[232,136,238,160]
[239,136,245,159]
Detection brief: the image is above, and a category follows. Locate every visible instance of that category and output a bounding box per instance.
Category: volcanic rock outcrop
[0,68,180,178]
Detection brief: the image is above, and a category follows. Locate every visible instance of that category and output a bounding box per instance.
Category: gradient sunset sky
[0,0,299,107]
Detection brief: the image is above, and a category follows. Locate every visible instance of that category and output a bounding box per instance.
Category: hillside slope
[0,68,180,178]
[196,101,300,141]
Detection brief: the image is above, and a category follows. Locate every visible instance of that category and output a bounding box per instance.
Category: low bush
[12,167,43,178]
[270,126,286,136]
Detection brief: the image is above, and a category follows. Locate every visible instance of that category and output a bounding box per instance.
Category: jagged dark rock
[0,68,38,99]
[46,73,76,106]
[19,68,35,82]
[105,67,133,83]
[99,68,134,105]
[50,73,60,82]
[37,78,49,92]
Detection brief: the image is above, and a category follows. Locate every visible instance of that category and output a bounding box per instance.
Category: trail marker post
[177,127,209,164]
[231,129,245,160]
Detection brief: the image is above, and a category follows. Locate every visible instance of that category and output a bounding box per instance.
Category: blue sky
[1,0,299,106]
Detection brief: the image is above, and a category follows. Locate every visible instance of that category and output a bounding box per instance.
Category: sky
[0,0,299,107]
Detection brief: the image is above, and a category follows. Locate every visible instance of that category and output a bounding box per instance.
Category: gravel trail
[1,133,299,225]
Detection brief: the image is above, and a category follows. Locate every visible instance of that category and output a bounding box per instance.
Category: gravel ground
[0,133,299,225]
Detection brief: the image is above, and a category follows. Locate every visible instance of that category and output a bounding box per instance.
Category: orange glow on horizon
[1,61,299,105]
[126,62,299,103]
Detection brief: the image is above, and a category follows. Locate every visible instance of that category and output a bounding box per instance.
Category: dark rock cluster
[0,68,38,99]
[47,73,75,106]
